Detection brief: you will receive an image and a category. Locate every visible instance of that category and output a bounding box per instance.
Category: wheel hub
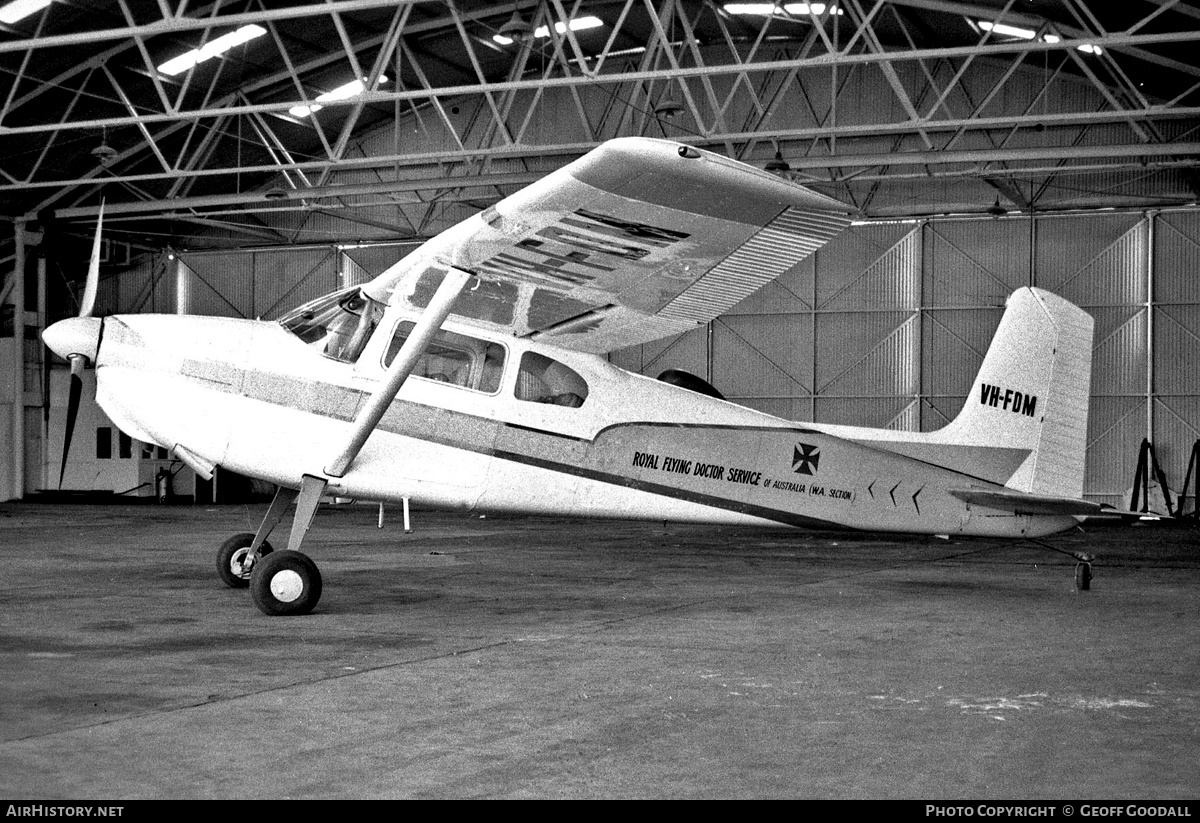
[230,548,251,578]
[269,569,305,603]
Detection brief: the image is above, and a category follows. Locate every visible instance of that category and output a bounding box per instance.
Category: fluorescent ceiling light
[290,76,388,118]
[723,3,843,15]
[0,0,52,25]
[977,19,1102,55]
[158,24,267,76]
[493,14,603,45]
[978,20,1036,40]
[535,14,603,37]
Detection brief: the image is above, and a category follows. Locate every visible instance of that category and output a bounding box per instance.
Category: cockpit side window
[384,322,506,394]
[279,287,384,364]
[515,352,588,408]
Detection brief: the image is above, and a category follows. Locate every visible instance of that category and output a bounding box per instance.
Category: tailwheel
[1027,538,1096,592]
[1075,559,1093,591]
[250,550,322,616]
[217,533,273,589]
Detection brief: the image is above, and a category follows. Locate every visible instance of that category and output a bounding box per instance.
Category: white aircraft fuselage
[72,304,1077,540]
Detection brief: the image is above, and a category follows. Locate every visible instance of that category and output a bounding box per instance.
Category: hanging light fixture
[91,143,117,167]
[765,151,791,173]
[91,128,117,167]
[496,11,533,43]
[655,97,684,118]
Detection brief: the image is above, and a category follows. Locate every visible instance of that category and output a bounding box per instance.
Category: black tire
[1075,561,1092,591]
[250,550,322,616]
[216,533,273,589]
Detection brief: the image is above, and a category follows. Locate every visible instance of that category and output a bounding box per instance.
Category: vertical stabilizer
[937,288,1094,497]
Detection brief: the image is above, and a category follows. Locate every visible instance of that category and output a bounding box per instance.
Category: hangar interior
[1,0,1199,513]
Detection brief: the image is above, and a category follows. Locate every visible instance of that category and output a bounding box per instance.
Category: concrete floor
[0,501,1197,799]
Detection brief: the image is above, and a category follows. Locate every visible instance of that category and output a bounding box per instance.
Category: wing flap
[655,207,851,325]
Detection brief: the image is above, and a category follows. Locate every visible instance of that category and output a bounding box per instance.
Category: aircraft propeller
[41,202,105,489]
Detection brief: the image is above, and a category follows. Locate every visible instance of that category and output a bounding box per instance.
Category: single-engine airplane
[43,137,1105,616]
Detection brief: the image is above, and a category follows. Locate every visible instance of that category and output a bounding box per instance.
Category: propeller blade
[52,199,104,489]
[78,200,104,318]
[58,354,86,489]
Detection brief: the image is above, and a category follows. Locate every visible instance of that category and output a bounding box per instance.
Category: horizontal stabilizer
[949,487,1104,517]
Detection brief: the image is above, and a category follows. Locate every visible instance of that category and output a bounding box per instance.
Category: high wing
[365,138,854,354]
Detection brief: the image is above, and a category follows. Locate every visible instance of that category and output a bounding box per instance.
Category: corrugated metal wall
[95,243,421,319]
[98,243,426,321]
[178,247,338,320]
[95,254,175,315]
[1150,211,1200,514]
[1035,214,1148,509]
[97,247,340,320]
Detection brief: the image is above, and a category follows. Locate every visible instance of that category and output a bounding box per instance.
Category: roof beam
[0,0,427,55]
[4,25,1198,138]
[28,138,1200,222]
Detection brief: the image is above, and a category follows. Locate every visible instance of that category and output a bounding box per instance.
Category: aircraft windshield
[279,287,385,363]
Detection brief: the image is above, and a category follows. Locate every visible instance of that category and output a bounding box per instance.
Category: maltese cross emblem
[792,443,820,475]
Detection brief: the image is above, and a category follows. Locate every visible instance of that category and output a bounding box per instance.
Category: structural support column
[1146,213,1155,444]
[37,251,47,492]
[173,251,190,315]
[11,221,25,501]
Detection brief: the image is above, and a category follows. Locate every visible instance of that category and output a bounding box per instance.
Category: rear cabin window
[515,352,588,408]
[384,322,506,394]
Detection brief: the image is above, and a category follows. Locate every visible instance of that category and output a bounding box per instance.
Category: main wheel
[250,550,322,616]
[217,533,274,589]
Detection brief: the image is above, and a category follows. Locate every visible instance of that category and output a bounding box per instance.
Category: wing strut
[236,266,477,600]
[326,265,476,478]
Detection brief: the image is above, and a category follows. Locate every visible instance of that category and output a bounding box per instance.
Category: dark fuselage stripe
[485,445,843,529]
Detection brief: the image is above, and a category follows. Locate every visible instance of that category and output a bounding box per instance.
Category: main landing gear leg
[216,478,327,615]
[249,474,327,616]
